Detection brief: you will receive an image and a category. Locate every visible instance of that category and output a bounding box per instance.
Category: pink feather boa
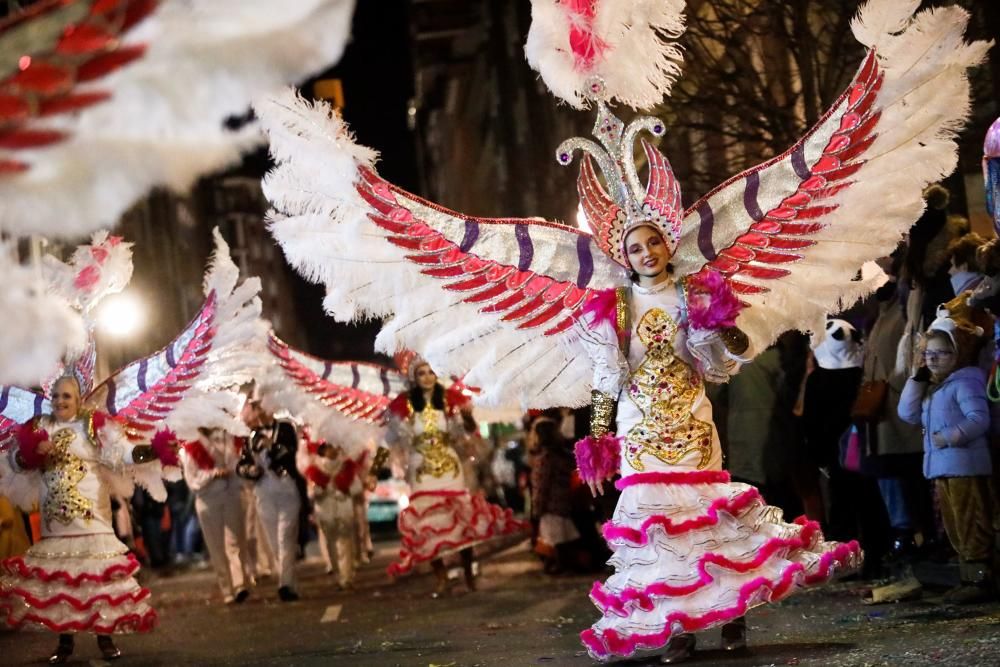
[686,271,743,331]
[574,434,621,485]
[15,423,49,469]
[150,429,180,468]
[582,288,618,331]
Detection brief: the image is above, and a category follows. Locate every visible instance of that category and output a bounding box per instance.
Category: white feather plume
[0,0,356,239]
[525,0,686,109]
[0,247,87,387]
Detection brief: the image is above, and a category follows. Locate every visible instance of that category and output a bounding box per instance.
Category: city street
[3,538,1000,667]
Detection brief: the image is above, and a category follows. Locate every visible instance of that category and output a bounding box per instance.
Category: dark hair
[409,383,446,412]
[532,418,564,452]
[947,233,987,272]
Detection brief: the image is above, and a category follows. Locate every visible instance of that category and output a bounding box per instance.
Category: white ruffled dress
[0,416,164,634]
[384,398,525,577]
[578,281,861,661]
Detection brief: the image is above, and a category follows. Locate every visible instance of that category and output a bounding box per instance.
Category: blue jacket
[898,366,992,478]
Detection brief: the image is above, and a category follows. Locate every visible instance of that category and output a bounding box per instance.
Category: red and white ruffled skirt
[581,470,861,662]
[0,533,157,634]
[387,489,527,577]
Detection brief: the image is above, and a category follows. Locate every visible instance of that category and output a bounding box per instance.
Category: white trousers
[315,493,356,587]
[254,476,301,590]
[241,483,274,579]
[194,480,247,599]
[352,494,372,562]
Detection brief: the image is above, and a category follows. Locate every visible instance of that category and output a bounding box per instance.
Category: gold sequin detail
[590,390,616,437]
[42,428,94,529]
[624,308,713,471]
[615,286,630,354]
[413,403,460,482]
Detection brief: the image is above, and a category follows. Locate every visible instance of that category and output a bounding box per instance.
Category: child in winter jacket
[899,310,995,603]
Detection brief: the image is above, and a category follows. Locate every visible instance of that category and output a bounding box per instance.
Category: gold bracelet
[720,327,749,356]
[590,390,615,437]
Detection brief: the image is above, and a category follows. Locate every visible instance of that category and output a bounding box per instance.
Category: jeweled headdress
[559,80,683,265]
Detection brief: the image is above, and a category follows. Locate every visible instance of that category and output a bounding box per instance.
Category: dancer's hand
[587,479,604,497]
[36,440,54,457]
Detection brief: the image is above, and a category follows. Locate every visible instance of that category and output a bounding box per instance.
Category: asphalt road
[3,538,1000,666]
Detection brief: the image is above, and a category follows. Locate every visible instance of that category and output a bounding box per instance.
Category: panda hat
[813,319,863,370]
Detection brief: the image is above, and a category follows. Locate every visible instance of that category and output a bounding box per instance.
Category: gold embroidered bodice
[412,403,460,482]
[41,426,95,529]
[624,308,713,471]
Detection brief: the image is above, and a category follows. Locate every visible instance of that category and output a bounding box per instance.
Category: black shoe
[660,633,696,664]
[97,635,122,661]
[234,588,250,604]
[278,586,299,602]
[720,617,748,652]
[48,635,74,665]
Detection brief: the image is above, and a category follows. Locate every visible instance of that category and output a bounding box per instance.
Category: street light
[97,290,146,338]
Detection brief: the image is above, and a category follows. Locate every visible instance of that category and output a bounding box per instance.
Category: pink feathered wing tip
[582,288,618,331]
[150,429,180,468]
[687,270,743,331]
[574,434,621,485]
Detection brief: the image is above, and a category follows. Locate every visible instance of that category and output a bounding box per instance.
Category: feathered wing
[257,90,628,409]
[84,228,264,441]
[0,0,356,238]
[673,0,990,350]
[258,333,406,453]
[0,242,88,387]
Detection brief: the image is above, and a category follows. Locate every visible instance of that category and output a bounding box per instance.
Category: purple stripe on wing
[137,359,148,393]
[743,172,764,222]
[515,224,533,271]
[791,143,810,180]
[576,235,594,287]
[460,220,480,252]
[380,369,390,397]
[696,201,717,261]
[322,362,332,381]
[351,365,360,389]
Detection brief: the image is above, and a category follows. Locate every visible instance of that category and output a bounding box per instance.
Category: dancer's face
[625,226,671,281]
[414,363,437,392]
[51,377,81,422]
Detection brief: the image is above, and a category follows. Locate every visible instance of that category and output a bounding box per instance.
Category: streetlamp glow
[97,291,146,338]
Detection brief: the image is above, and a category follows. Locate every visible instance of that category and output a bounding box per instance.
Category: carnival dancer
[0,228,263,663]
[299,434,360,589]
[382,361,526,597]
[180,428,249,604]
[352,448,376,566]
[257,0,985,660]
[238,403,303,602]
[0,376,178,663]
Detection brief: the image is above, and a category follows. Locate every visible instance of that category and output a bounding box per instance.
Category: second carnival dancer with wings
[0,229,264,663]
[259,335,526,597]
[257,0,989,661]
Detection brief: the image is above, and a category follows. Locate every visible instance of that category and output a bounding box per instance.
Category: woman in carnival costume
[256,0,986,660]
[0,375,178,663]
[382,359,526,597]
[0,228,263,662]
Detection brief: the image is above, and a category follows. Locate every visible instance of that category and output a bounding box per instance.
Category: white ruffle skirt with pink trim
[0,533,157,634]
[387,489,528,577]
[581,470,862,662]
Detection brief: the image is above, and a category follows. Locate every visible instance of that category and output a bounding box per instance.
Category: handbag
[850,379,888,423]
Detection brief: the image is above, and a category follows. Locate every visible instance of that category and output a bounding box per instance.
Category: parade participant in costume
[256,335,410,572]
[899,307,995,603]
[257,0,986,660]
[238,403,303,602]
[382,360,525,596]
[0,229,263,663]
[530,412,579,575]
[180,428,249,604]
[298,433,360,589]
